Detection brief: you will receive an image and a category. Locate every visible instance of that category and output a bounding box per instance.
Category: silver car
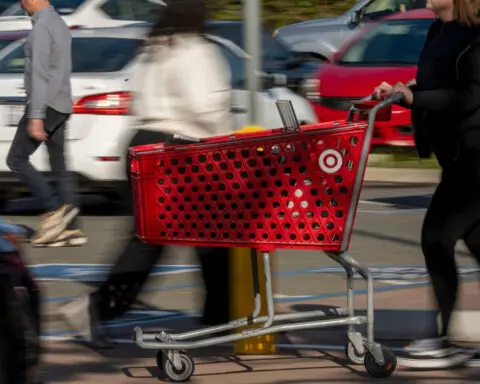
[275,0,426,61]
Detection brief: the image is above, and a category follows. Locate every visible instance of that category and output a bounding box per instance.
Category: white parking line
[359,200,395,207]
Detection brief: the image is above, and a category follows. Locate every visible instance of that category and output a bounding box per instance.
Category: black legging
[422,163,480,338]
[91,130,230,325]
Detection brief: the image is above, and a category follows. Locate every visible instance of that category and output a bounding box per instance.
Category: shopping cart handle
[370,92,405,111]
[164,133,202,147]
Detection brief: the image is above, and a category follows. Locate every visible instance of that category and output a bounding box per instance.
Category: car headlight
[300,77,321,101]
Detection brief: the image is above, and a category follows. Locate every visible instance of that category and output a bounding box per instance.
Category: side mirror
[349,10,361,25]
[261,72,287,89]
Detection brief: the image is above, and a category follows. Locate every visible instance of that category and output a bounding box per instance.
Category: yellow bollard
[229,126,277,355]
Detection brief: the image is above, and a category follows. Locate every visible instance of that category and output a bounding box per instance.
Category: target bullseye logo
[318,149,343,174]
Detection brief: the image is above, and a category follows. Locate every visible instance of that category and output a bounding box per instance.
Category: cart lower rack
[129,94,403,381]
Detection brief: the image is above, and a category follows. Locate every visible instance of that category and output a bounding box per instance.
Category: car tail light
[73,92,131,115]
[69,25,83,29]
[300,77,321,102]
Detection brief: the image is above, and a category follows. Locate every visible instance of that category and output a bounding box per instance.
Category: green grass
[369,148,441,169]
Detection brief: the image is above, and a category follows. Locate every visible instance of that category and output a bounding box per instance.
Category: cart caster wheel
[364,346,397,378]
[346,342,365,365]
[163,352,195,382]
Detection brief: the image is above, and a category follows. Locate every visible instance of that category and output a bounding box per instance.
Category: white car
[0,27,318,195]
[0,0,162,32]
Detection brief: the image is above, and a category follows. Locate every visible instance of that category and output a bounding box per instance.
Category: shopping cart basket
[129,93,404,381]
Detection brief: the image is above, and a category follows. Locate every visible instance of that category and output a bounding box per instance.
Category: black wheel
[163,352,195,382]
[346,342,365,365]
[156,350,165,372]
[364,346,397,378]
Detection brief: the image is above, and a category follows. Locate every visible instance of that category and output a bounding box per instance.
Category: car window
[263,33,290,61]
[100,0,162,22]
[0,39,15,51]
[2,0,85,15]
[0,37,141,74]
[362,0,426,21]
[0,0,17,14]
[213,42,245,89]
[338,19,433,66]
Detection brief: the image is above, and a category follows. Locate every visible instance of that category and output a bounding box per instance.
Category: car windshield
[0,37,141,74]
[338,18,433,66]
[2,0,85,16]
[206,23,291,61]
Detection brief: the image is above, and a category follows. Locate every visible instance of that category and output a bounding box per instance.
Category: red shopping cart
[129,94,404,381]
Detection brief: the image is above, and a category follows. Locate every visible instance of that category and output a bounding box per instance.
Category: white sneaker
[58,295,111,349]
[32,205,80,245]
[399,337,473,369]
[34,229,87,248]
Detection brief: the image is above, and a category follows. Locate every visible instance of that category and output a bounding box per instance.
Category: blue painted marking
[38,265,480,335]
[29,263,199,282]
[276,265,480,285]
[42,275,479,337]
[39,264,480,303]
[44,311,193,337]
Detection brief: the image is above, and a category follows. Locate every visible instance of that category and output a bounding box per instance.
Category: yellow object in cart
[230,126,277,355]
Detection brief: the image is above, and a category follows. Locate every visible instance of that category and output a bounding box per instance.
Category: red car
[303,9,436,147]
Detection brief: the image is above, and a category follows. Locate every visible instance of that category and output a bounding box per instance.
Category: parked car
[0,0,163,32]
[301,9,435,147]
[275,0,426,61]
[0,27,318,195]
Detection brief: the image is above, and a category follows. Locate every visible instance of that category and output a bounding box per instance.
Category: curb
[364,167,440,184]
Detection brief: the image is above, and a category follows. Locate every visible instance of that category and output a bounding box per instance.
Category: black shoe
[58,294,112,349]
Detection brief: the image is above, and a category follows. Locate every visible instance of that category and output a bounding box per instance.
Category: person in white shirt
[58,0,234,348]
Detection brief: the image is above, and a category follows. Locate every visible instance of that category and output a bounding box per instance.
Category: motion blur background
[0,0,432,204]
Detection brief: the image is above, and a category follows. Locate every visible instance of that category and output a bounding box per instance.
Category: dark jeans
[6,106,80,229]
[91,129,230,326]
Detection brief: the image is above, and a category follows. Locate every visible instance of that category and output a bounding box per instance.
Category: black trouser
[421,148,480,338]
[0,251,41,384]
[91,130,230,325]
[6,106,80,229]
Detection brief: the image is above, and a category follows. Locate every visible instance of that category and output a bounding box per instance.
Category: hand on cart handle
[373,79,416,101]
[370,92,406,111]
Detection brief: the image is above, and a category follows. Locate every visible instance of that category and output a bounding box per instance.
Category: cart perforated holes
[151,132,364,248]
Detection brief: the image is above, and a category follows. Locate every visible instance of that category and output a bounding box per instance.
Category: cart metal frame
[132,94,404,381]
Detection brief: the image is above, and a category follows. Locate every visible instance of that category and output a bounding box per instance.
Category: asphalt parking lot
[5,181,480,383]
[3,181,478,337]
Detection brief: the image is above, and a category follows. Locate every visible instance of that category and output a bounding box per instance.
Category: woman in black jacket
[375,0,480,369]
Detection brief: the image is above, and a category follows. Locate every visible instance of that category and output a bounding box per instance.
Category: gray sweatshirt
[24,5,73,119]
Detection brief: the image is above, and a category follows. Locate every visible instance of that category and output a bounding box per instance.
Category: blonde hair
[454,0,480,26]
